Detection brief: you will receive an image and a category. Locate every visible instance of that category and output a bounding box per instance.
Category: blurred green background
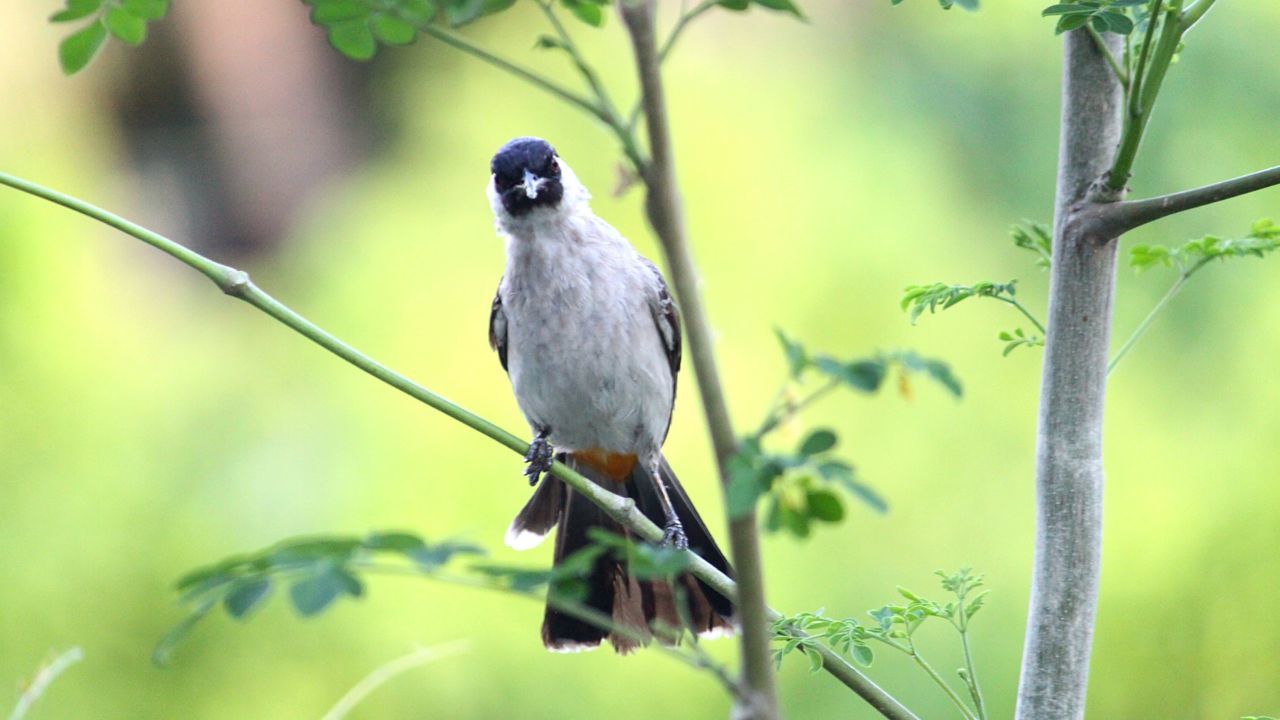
[2,1,1279,718]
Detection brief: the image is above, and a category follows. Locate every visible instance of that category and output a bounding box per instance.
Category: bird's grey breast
[501,218,673,455]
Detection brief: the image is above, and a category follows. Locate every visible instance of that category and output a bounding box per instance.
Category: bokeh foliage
[3,1,1280,718]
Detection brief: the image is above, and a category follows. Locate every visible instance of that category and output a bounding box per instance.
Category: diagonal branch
[1089,164,1280,236]
[0,170,913,719]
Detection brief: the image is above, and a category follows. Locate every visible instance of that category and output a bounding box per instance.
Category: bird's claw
[523,435,554,487]
[661,519,688,550]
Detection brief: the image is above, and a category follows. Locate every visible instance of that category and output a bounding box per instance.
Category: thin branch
[626,0,719,132]
[321,643,469,720]
[1104,0,1183,193]
[958,629,987,720]
[8,647,84,720]
[1107,256,1210,374]
[531,1,650,173]
[1180,0,1217,32]
[1092,164,1280,236]
[616,2,779,718]
[908,648,978,720]
[1086,26,1129,88]
[994,297,1048,335]
[0,170,909,717]
[1128,0,1162,119]
[412,24,608,125]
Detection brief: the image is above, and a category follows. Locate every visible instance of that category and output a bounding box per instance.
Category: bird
[485,136,735,653]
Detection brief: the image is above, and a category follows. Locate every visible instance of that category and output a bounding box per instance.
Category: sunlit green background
[2,2,1279,718]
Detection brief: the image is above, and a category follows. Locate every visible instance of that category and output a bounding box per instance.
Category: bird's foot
[661,518,688,551]
[523,433,554,487]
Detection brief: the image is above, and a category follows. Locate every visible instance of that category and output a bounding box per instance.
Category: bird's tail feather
[513,454,735,654]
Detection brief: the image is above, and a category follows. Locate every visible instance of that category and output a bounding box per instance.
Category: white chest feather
[500,214,673,456]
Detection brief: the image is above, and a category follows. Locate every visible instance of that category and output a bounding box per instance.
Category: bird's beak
[521,169,546,199]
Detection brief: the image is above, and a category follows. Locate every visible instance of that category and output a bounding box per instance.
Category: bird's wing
[489,283,509,372]
[641,258,682,381]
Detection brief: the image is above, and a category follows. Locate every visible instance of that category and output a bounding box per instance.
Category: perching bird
[485,136,735,653]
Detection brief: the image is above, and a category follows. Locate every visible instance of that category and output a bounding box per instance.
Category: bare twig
[9,647,84,720]
[321,643,469,720]
[1090,164,1280,236]
[616,1,777,717]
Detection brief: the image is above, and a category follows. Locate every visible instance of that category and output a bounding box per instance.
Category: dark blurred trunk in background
[107,0,378,258]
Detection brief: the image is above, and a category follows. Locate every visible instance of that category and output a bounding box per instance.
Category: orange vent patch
[571,450,638,482]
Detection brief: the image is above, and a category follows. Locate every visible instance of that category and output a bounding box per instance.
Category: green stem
[1107,258,1207,374]
[958,629,986,720]
[0,170,909,717]
[1106,1,1183,193]
[996,297,1047,335]
[625,0,718,133]
[530,1,651,172]
[413,24,607,124]
[1180,0,1217,31]
[1128,0,1162,119]
[1086,26,1129,88]
[536,1,622,121]
[909,650,979,720]
[754,378,840,439]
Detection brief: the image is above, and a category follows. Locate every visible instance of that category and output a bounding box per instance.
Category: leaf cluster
[1130,219,1280,275]
[157,532,483,664]
[901,281,1020,324]
[51,0,170,74]
[1011,221,1053,269]
[770,568,988,672]
[728,334,962,538]
[776,331,963,398]
[1042,0,1144,35]
[727,430,885,538]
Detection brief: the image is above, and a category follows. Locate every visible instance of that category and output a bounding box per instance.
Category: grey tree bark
[1015,29,1125,720]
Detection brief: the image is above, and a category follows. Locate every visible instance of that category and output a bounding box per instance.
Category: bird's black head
[490,137,564,217]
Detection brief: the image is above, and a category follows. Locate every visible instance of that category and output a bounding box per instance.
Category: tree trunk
[1015,29,1125,720]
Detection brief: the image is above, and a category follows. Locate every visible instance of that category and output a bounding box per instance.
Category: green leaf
[803,645,823,672]
[1041,3,1091,15]
[289,565,361,616]
[408,540,486,571]
[775,329,809,379]
[798,428,837,456]
[534,35,566,50]
[753,0,804,18]
[51,0,102,23]
[850,642,874,666]
[105,6,147,44]
[363,531,425,552]
[717,0,750,10]
[564,0,604,26]
[328,19,378,60]
[806,489,844,522]
[152,598,216,667]
[921,358,962,398]
[395,0,436,23]
[813,356,885,392]
[123,0,169,21]
[58,21,107,74]
[727,465,767,518]
[224,579,272,620]
[1098,10,1133,33]
[371,14,417,45]
[312,0,370,24]
[1056,13,1090,33]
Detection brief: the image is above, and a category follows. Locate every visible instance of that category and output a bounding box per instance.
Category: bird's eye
[547,158,560,176]
[495,175,512,191]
